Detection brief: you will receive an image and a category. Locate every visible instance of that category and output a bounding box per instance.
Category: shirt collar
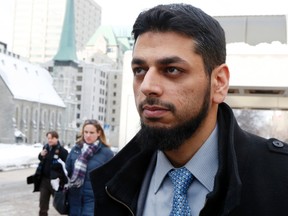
[153,124,219,193]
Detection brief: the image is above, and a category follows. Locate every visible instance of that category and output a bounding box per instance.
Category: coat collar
[201,103,242,215]
[105,145,155,214]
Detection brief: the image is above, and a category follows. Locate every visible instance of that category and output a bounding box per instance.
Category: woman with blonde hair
[65,119,114,216]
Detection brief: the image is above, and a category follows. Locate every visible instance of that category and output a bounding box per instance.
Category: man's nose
[140,70,163,97]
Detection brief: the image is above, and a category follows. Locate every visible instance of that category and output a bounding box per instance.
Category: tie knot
[168,167,193,194]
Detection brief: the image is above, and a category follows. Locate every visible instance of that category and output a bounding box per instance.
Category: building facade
[42,0,129,147]
[11,0,101,63]
[3,0,133,147]
[78,25,132,147]
[0,46,67,144]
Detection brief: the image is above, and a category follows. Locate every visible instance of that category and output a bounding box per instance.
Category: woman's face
[83,124,101,144]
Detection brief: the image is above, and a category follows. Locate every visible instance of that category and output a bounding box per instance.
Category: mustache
[138,97,175,112]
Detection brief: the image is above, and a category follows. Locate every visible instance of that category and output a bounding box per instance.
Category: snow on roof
[0,53,65,107]
[227,42,288,87]
[227,41,288,55]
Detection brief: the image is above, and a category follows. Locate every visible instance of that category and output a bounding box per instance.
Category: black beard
[136,91,210,151]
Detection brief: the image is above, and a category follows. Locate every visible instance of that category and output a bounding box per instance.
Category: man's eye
[166,67,180,74]
[133,67,146,76]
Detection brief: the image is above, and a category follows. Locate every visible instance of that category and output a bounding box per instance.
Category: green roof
[87,25,117,46]
[53,0,78,62]
[117,37,131,52]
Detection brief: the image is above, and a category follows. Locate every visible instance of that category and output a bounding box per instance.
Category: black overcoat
[27,142,68,192]
[90,103,288,216]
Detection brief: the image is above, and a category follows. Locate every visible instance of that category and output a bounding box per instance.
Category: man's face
[47,134,58,146]
[131,31,211,151]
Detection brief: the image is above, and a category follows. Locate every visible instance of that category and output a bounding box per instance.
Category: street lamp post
[36,101,40,143]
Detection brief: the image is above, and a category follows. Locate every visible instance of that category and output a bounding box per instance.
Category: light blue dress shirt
[142,125,219,216]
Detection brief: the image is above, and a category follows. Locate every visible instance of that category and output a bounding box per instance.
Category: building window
[48,66,53,72]
[76,85,82,91]
[78,67,83,73]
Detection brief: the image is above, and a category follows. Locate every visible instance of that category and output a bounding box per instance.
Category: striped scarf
[69,141,99,188]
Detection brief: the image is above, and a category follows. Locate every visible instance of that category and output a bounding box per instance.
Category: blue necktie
[169,167,193,216]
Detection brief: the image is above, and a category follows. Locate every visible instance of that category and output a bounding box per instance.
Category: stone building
[0,43,66,144]
[43,0,132,147]
[1,0,133,147]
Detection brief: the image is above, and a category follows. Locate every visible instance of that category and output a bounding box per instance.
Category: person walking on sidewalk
[66,120,114,216]
[35,131,68,216]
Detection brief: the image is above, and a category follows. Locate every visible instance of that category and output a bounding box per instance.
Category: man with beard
[90,3,288,216]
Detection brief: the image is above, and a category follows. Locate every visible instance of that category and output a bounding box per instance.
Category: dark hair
[132,3,226,76]
[46,131,59,139]
[77,119,109,147]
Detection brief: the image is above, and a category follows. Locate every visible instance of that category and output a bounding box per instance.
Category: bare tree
[233,109,270,137]
[233,109,288,142]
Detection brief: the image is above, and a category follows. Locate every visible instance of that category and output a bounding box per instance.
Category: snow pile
[0,143,42,171]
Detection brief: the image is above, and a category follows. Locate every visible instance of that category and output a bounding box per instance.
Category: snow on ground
[0,143,43,171]
[0,143,72,171]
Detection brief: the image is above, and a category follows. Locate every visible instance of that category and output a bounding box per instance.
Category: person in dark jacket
[89,3,288,216]
[66,119,114,216]
[35,131,68,216]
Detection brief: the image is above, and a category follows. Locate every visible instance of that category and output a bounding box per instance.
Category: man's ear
[211,64,230,104]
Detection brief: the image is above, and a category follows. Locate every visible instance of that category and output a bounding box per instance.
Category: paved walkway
[0,168,60,216]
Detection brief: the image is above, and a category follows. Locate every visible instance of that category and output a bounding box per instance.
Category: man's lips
[142,105,169,118]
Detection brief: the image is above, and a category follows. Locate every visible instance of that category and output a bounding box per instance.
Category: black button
[273,140,284,148]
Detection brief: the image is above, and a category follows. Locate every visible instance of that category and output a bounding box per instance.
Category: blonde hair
[77,119,110,147]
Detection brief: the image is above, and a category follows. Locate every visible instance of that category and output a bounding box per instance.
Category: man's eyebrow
[131,56,187,65]
[157,56,187,65]
[131,58,145,65]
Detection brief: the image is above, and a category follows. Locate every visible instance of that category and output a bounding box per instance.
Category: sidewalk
[0,168,60,216]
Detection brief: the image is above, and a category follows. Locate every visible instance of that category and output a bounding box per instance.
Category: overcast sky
[96,0,288,25]
[0,0,287,47]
